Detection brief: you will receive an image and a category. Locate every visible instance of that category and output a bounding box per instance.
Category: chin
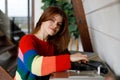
[49,33,56,36]
[49,33,55,36]
[48,31,57,36]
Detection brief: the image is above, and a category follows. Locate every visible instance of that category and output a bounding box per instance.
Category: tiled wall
[82,0,120,76]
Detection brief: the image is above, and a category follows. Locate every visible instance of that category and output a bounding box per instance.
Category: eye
[57,23,62,27]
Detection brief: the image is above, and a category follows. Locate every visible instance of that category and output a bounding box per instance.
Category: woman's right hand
[70,53,88,63]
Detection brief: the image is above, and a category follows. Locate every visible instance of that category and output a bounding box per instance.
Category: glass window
[0,0,5,13]
[7,0,31,43]
[8,0,28,17]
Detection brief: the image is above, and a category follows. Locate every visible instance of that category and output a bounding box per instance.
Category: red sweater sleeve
[41,54,71,75]
[56,54,71,72]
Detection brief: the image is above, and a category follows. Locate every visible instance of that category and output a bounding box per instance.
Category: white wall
[82,0,120,76]
[34,0,43,26]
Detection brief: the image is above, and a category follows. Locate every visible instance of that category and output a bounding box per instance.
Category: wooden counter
[50,70,115,80]
[0,66,13,80]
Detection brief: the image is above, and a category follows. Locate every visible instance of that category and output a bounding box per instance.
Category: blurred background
[0,0,120,79]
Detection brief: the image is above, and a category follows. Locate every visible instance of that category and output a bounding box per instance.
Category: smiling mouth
[50,28,56,32]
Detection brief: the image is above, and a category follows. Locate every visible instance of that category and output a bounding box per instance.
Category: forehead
[52,14,63,22]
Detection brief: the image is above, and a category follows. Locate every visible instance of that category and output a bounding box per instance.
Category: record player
[71,60,109,75]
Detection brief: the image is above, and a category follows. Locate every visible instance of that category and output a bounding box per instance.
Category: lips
[50,28,56,33]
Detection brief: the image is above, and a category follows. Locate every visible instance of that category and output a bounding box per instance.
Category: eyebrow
[52,16,62,24]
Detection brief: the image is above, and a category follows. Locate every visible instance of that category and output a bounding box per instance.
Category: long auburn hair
[32,6,70,53]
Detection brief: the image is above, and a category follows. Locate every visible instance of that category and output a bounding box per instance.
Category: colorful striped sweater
[14,34,71,80]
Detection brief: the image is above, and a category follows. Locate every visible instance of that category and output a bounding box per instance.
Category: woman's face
[41,14,63,36]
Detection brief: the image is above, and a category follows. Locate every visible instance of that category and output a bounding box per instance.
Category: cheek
[43,22,51,29]
[57,27,61,32]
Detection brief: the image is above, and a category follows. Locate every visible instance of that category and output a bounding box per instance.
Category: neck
[34,31,48,41]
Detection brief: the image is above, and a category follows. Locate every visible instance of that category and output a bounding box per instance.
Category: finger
[81,57,89,62]
[82,60,88,63]
[82,55,88,58]
[78,61,81,63]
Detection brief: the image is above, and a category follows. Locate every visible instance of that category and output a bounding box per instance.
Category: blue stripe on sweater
[17,51,36,80]
[24,50,38,71]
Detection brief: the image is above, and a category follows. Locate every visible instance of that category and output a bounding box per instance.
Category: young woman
[14,6,88,80]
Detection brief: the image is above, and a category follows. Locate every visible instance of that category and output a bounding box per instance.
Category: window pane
[7,0,31,44]
[0,0,5,13]
[8,0,27,17]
